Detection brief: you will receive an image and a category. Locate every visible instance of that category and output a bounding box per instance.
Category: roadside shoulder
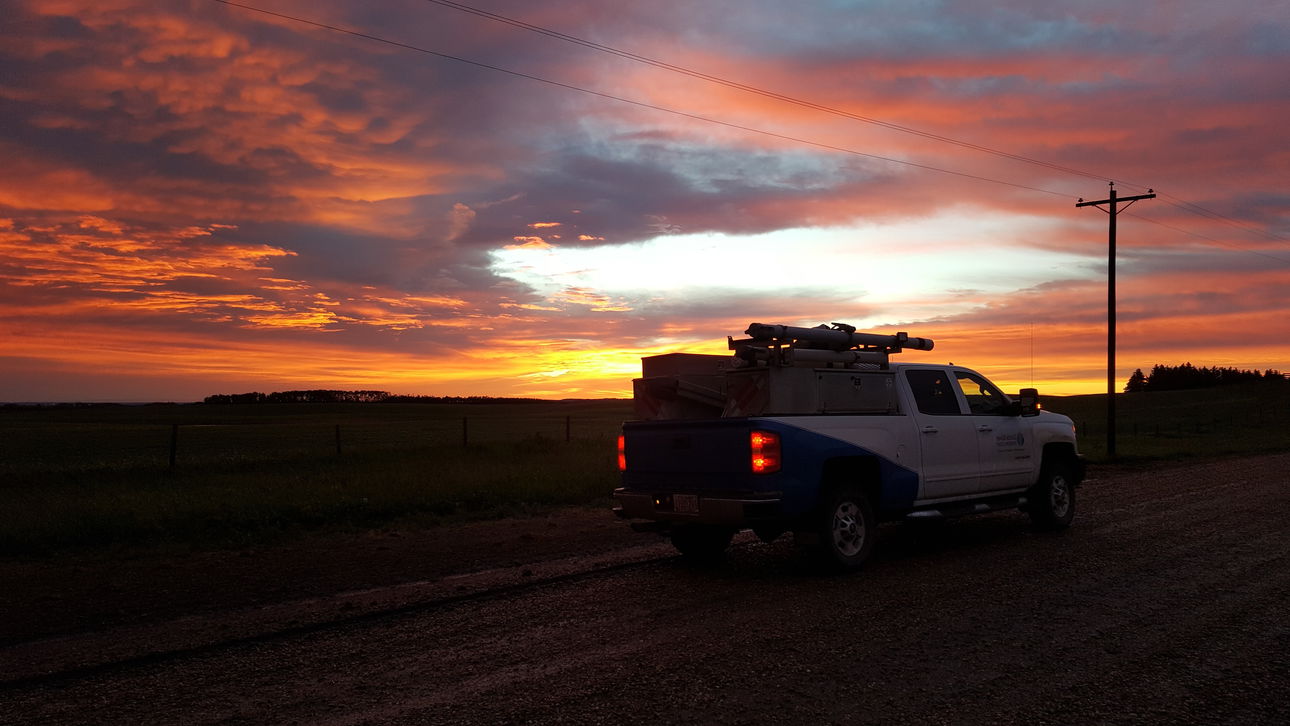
[0,504,639,645]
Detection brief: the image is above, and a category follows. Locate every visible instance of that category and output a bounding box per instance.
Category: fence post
[462,416,469,448]
[565,415,571,443]
[335,424,342,457]
[169,423,179,469]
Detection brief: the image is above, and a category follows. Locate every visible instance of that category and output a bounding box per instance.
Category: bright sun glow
[489,211,1093,325]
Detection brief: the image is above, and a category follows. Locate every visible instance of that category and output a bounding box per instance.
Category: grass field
[3,384,1287,556]
[1039,383,1290,461]
[1,400,634,555]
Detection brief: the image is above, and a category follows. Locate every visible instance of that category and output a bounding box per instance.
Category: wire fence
[1,404,633,476]
[5,391,1285,474]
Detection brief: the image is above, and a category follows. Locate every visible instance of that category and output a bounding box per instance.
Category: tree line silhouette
[1125,363,1287,393]
[202,390,545,404]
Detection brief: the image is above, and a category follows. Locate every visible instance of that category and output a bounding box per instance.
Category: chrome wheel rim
[1049,474,1071,518]
[832,501,866,557]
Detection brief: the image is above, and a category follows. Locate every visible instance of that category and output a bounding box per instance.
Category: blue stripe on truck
[753,419,920,516]
[621,417,919,518]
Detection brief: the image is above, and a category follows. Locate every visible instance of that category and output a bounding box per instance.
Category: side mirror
[1018,388,1040,417]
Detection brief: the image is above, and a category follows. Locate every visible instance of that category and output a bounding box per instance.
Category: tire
[814,485,878,571]
[670,525,735,562]
[1028,460,1077,530]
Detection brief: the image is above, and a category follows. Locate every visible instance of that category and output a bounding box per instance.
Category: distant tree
[1134,363,1286,391]
[204,392,266,404]
[1125,368,1147,393]
[202,389,545,404]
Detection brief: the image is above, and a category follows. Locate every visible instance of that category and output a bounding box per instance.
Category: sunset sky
[2,0,1288,401]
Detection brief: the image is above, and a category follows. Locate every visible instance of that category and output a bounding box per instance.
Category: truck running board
[905,495,1029,520]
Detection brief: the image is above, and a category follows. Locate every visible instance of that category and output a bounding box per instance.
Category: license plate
[673,494,700,514]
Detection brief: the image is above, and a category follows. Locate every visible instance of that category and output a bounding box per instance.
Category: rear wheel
[669,525,735,562]
[814,485,877,571]
[1028,460,1077,530]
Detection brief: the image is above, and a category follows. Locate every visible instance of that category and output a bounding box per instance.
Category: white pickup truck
[613,323,1084,570]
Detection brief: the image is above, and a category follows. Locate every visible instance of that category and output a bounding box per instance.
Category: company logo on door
[995,433,1025,449]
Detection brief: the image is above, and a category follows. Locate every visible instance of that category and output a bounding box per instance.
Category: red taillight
[750,430,781,474]
[617,434,627,471]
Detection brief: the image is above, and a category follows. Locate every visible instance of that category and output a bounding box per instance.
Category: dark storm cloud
[444,143,900,251]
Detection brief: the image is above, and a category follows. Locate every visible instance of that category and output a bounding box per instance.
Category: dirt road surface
[3,453,1288,725]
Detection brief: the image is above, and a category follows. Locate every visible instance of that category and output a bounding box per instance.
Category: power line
[1124,210,1290,264]
[421,0,1287,245]
[211,1,1289,263]
[1156,192,1287,243]
[419,0,1127,187]
[211,0,1069,198]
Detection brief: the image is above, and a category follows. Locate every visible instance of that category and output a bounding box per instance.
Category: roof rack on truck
[729,322,934,370]
[633,322,935,421]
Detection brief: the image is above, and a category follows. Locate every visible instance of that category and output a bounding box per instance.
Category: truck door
[951,369,1035,491]
[903,368,980,500]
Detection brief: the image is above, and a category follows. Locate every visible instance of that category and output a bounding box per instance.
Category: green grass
[1040,382,1290,462]
[0,401,633,555]
[3,387,1286,556]
[1,400,635,473]
[0,438,622,556]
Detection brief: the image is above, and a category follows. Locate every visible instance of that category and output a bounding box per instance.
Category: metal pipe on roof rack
[744,323,934,352]
[786,348,891,366]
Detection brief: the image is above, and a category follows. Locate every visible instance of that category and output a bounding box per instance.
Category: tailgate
[621,418,765,493]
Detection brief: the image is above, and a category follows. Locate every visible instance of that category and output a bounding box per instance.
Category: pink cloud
[1,0,1285,400]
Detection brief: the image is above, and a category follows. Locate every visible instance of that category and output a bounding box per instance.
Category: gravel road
[3,453,1288,725]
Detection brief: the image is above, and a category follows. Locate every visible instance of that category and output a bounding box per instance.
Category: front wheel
[1028,461,1077,530]
[814,486,878,571]
[670,525,735,562]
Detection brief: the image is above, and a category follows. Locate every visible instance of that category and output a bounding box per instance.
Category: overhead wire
[211,0,1069,198]
[1123,211,1290,264]
[421,0,1288,247]
[1156,192,1286,243]
[212,1,1287,259]
[419,0,1131,187]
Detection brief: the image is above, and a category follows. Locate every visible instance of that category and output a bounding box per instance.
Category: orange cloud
[2,0,1286,404]
[0,215,490,339]
[506,237,554,249]
[553,287,634,312]
[0,218,293,292]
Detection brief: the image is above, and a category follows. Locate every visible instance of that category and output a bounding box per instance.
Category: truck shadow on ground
[663,511,1066,580]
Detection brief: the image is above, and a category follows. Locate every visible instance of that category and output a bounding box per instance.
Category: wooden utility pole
[1076,182,1155,458]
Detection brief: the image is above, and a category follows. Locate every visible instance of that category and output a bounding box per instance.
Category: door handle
[976,425,993,432]
[921,426,939,434]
